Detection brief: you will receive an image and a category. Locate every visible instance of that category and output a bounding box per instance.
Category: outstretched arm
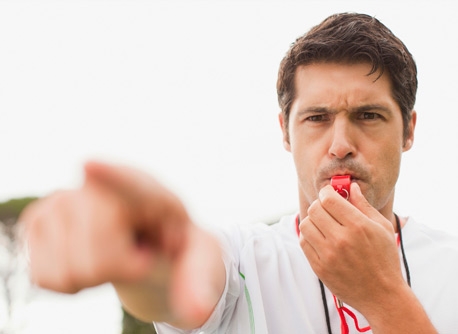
[20,161,226,329]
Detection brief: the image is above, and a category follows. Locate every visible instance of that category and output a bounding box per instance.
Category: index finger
[84,161,189,226]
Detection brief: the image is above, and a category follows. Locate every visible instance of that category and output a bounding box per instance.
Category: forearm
[114,257,174,323]
[114,225,226,330]
[363,284,437,334]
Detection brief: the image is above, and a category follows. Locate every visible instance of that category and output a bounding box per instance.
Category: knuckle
[299,235,308,249]
[349,221,366,236]
[331,235,351,255]
[320,194,338,209]
[299,218,316,239]
[307,201,320,217]
[321,247,339,266]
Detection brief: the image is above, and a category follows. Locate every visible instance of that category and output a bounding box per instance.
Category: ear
[403,110,417,152]
[278,112,291,152]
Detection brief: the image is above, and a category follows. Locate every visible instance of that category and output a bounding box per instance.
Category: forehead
[291,62,397,112]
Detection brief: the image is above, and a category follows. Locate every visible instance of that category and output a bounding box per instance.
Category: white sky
[1,1,457,332]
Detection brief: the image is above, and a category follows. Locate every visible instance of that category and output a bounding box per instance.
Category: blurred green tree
[0,197,37,333]
[122,308,157,334]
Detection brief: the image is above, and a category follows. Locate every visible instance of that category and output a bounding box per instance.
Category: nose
[328,118,356,160]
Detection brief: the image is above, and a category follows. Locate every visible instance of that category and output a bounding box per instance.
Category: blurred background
[1,0,457,332]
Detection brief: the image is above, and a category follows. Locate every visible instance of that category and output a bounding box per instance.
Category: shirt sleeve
[154,226,242,334]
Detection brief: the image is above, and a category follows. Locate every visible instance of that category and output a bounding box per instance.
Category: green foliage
[122,308,157,334]
[0,197,38,222]
[0,196,37,332]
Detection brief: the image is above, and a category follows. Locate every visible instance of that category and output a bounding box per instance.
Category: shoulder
[209,213,302,275]
[403,217,458,281]
[212,213,298,250]
[403,218,458,331]
[403,217,458,253]
[240,214,299,254]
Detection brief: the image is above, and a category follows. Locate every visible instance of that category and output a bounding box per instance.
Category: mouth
[328,173,358,183]
[318,163,370,190]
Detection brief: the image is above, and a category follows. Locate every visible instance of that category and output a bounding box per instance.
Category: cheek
[380,140,403,172]
[290,142,323,200]
[365,145,402,208]
[290,140,317,174]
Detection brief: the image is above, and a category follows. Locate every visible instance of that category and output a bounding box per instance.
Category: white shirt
[155,215,458,333]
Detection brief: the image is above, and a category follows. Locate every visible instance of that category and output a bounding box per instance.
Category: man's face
[279,62,416,217]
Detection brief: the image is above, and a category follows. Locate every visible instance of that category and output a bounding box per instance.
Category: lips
[318,161,370,187]
[326,172,357,182]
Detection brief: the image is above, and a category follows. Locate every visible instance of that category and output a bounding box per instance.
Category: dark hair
[277,12,417,142]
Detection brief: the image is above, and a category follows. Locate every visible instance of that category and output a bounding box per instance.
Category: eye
[357,112,382,120]
[305,114,330,122]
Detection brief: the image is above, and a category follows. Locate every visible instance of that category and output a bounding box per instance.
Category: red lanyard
[295,214,402,334]
[333,294,371,333]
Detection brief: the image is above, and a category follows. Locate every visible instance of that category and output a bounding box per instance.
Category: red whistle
[331,175,351,200]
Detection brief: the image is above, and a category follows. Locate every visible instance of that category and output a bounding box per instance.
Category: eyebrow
[353,104,393,114]
[296,104,393,116]
[296,107,335,117]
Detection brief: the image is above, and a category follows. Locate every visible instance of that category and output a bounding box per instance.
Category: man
[21,13,458,333]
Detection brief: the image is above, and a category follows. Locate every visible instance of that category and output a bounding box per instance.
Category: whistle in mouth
[330,175,351,200]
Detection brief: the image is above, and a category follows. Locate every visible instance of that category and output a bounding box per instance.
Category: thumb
[349,182,394,232]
